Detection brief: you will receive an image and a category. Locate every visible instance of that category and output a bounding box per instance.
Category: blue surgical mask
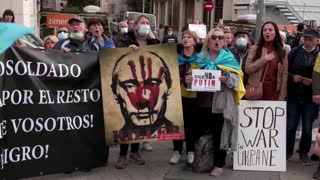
[58,32,68,40]
[302,45,316,53]
[120,27,128,34]
[236,37,247,48]
[138,24,150,37]
[70,32,84,40]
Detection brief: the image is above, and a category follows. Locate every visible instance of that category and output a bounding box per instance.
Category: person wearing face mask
[53,16,99,52]
[286,28,320,165]
[57,26,69,40]
[118,15,159,48]
[113,21,129,47]
[230,30,250,85]
[162,26,178,44]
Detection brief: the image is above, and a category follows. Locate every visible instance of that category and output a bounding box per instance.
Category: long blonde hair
[201,28,224,60]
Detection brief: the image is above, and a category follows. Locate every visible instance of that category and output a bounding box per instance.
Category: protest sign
[0,47,108,179]
[188,24,207,39]
[234,100,286,172]
[188,69,221,92]
[100,44,185,144]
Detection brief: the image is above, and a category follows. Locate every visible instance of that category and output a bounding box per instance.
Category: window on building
[111,4,116,14]
[214,0,223,23]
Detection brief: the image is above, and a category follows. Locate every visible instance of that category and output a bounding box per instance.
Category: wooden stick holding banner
[234,100,286,172]
[188,69,221,92]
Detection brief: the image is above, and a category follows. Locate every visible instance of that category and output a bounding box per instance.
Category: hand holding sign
[219,76,227,84]
[188,69,221,92]
[185,74,193,84]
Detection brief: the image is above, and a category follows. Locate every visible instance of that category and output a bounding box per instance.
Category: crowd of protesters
[3,8,320,179]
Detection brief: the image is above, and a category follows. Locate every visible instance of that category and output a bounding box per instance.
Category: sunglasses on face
[211,35,224,40]
[58,30,68,33]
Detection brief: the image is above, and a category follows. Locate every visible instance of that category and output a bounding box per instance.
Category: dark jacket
[162,34,178,44]
[113,33,127,47]
[312,52,320,95]
[118,31,160,47]
[230,47,249,85]
[288,45,320,101]
[53,36,99,52]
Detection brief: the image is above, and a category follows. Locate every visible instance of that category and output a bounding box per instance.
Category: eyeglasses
[211,35,224,40]
[58,30,68,33]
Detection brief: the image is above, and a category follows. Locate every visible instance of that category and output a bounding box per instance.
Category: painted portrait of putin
[111,51,180,142]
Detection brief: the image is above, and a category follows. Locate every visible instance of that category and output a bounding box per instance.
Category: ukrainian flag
[0,23,34,54]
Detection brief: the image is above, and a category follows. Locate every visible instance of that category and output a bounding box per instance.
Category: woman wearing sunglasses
[245,21,287,100]
[194,28,245,176]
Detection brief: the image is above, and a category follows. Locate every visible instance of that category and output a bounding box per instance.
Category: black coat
[288,45,320,101]
[118,31,160,47]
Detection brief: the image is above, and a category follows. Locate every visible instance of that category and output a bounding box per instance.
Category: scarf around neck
[195,49,240,70]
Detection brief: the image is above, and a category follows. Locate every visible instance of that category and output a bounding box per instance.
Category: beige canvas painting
[99,44,184,144]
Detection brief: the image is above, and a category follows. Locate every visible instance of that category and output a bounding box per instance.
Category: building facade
[0,0,39,34]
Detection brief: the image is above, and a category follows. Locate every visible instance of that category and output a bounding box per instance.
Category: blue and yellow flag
[0,23,34,54]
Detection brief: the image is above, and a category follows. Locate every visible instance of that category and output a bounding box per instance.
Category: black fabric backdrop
[0,47,108,179]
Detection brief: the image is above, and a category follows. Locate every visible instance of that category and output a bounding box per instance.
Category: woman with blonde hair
[195,28,245,176]
[43,35,59,50]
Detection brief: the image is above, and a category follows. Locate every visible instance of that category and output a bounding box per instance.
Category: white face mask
[120,27,128,34]
[235,37,247,48]
[168,32,173,36]
[302,45,316,53]
[58,32,68,40]
[138,24,150,37]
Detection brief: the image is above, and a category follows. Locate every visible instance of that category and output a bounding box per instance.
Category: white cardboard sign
[188,24,207,39]
[188,69,221,92]
[233,100,287,172]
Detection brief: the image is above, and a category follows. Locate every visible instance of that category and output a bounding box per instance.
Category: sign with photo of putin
[100,44,184,144]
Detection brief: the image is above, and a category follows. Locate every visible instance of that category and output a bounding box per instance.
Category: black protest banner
[0,47,108,179]
[234,100,286,172]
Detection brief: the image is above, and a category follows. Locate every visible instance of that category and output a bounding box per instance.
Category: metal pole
[143,0,145,13]
[207,11,210,32]
[255,0,265,42]
[303,3,305,22]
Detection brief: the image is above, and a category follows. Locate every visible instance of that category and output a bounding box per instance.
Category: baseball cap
[68,16,85,25]
[303,28,320,38]
[234,29,249,37]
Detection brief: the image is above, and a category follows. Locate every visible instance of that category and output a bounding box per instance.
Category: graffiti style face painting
[111,51,172,127]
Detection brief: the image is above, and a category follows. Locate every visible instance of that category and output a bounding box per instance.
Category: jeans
[287,98,318,155]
